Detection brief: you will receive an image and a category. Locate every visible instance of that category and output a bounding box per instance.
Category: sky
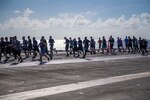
[0,0,150,40]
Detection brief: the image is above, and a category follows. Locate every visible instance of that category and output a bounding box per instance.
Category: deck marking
[0,55,149,68]
[0,71,150,100]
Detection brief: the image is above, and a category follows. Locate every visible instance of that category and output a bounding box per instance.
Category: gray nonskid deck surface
[0,54,150,100]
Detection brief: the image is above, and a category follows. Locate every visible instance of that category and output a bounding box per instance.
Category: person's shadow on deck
[10,62,19,66]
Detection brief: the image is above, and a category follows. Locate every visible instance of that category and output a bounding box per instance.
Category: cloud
[14,10,20,13]
[47,14,90,27]
[74,15,90,25]
[58,13,72,18]
[0,8,150,39]
[90,13,150,30]
[23,8,34,17]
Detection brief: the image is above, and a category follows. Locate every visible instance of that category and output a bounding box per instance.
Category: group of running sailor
[0,36,54,64]
[64,36,148,58]
[0,35,148,64]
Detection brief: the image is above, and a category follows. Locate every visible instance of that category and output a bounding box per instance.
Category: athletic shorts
[50,46,54,51]
[40,48,46,56]
[65,45,69,51]
[23,48,28,51]
[73,47,78,51]
[102,45,106,49]
[28,46,32,50]
[128,44,132,47]
[6,47,11,54]
[70,46,73,48]
[33,46,39,52]
[0,49,5,53]
[14,50,21,56]
[78,46,83,51]
[84,47,88,52]
[110,44,114,49]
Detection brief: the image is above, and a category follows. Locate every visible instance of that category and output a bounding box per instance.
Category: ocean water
[18,39,150,50]
[36,40,150,50]
[37,40,65,50]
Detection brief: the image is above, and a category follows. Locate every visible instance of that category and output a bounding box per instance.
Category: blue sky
[1,0,150,20]
[0,0,150,39]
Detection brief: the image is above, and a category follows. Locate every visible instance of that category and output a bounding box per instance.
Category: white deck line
[0,55,150,68]
[0,71,150,100]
